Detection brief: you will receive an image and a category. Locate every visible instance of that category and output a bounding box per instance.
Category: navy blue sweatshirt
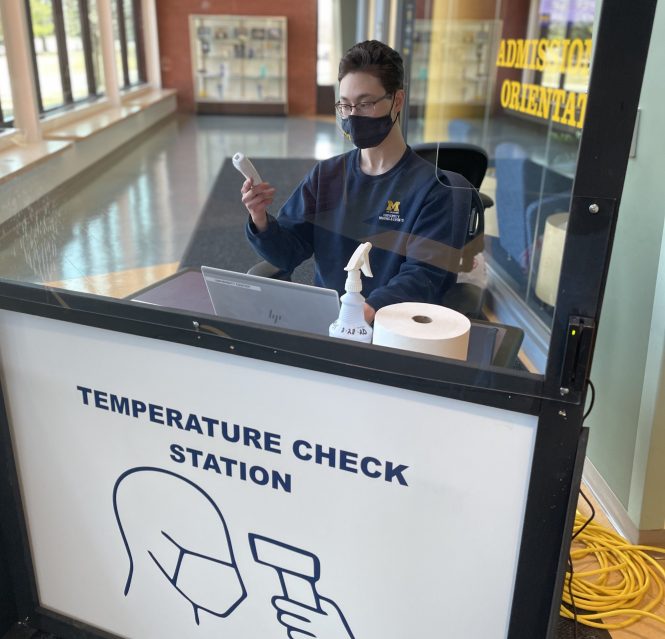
[246,147,471,311]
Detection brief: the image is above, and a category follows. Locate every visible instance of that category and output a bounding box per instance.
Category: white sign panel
[0,310,537,639]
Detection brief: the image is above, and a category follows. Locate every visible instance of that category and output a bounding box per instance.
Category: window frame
[0,12,12,127]
[78,0,98,96]
[114,0,147,89]
[24,0,108,115]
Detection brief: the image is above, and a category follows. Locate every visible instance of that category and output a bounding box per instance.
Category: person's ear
[393,89,406,116]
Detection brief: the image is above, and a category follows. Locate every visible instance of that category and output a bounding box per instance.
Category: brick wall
[493,0,532,114]
[155,0,317,115]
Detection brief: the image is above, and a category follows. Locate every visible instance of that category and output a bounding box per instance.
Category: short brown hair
[338,40,404,94]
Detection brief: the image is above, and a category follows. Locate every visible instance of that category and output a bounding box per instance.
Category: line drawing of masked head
[113,467,246,625]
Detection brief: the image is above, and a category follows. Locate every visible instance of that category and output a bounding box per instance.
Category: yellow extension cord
[560,510,665,631]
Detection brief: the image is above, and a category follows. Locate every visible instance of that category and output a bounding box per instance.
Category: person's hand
[241,178,276,233]
[271,595,355,639]
[364,303,376,325]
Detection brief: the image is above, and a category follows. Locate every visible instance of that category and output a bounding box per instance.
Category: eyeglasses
[334,93,392,117]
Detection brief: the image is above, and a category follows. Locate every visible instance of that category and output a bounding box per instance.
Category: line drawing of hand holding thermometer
[249,534,356,639]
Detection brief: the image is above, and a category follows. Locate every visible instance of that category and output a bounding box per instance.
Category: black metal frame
[544,0,658,403]
[132,0,147,83]
[0,281,544,411]
[0,0,658,637]
[79,0,97,96]
[511,2,657,635]
[115,0,130,87]
[0,9,5,125]
[0,58,4,126]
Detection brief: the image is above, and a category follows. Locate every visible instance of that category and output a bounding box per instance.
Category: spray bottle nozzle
[344,242,373,293]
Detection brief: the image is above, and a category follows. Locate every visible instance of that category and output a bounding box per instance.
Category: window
[62,0,105,100]
[26,0,105,113]
[112,0,146,89]
[27,0,64,110]
[405,0,597,372]
[0,14,14,127]
[317,0,339,86]
[537,0,595,93]
[87,0,105,95]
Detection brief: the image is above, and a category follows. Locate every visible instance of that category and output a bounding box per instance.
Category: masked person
[243,40,474,325]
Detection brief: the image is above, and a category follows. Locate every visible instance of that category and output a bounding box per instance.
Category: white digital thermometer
[233,152,263,186]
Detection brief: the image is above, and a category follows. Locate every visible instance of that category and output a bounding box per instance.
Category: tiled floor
[0,114,346,291]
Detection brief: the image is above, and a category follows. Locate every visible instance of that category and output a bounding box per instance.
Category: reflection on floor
[0,114,346,295]
[46,261,180,298]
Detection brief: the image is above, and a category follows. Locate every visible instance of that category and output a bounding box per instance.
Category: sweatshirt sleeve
[365,182,459,311]
[245,169,317,274]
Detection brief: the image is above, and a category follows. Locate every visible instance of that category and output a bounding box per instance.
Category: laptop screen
[201,266,340,336]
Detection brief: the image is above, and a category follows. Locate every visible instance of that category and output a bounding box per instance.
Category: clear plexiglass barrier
[0,0,599,395]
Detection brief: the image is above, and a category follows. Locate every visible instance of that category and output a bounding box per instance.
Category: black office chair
[411,142,494,318]
[411,142,494,209]
[249,142,491,318]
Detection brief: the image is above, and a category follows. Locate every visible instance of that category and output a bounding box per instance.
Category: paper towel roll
[373,302,471,360]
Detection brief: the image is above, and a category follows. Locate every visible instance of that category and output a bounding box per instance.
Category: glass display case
[410,19,502,118]
[189,14,288,115]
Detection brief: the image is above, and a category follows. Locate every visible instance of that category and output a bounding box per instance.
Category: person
[242,40,475,325]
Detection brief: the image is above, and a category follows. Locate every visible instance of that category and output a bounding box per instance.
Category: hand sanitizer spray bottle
[329,242,373,343]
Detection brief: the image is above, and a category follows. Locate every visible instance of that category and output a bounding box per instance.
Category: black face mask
[340,100,399,149]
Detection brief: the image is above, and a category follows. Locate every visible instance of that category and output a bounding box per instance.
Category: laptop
[201,266,341,336]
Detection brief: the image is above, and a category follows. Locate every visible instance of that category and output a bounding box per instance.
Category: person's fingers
[287,629,315,639]
[253,184,275,196]
[242,191,274,210]
[243,188,275,203]
[241,187,275,205]
[242,181,273,194]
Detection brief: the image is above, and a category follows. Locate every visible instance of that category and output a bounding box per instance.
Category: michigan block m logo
[386,200,400,213]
